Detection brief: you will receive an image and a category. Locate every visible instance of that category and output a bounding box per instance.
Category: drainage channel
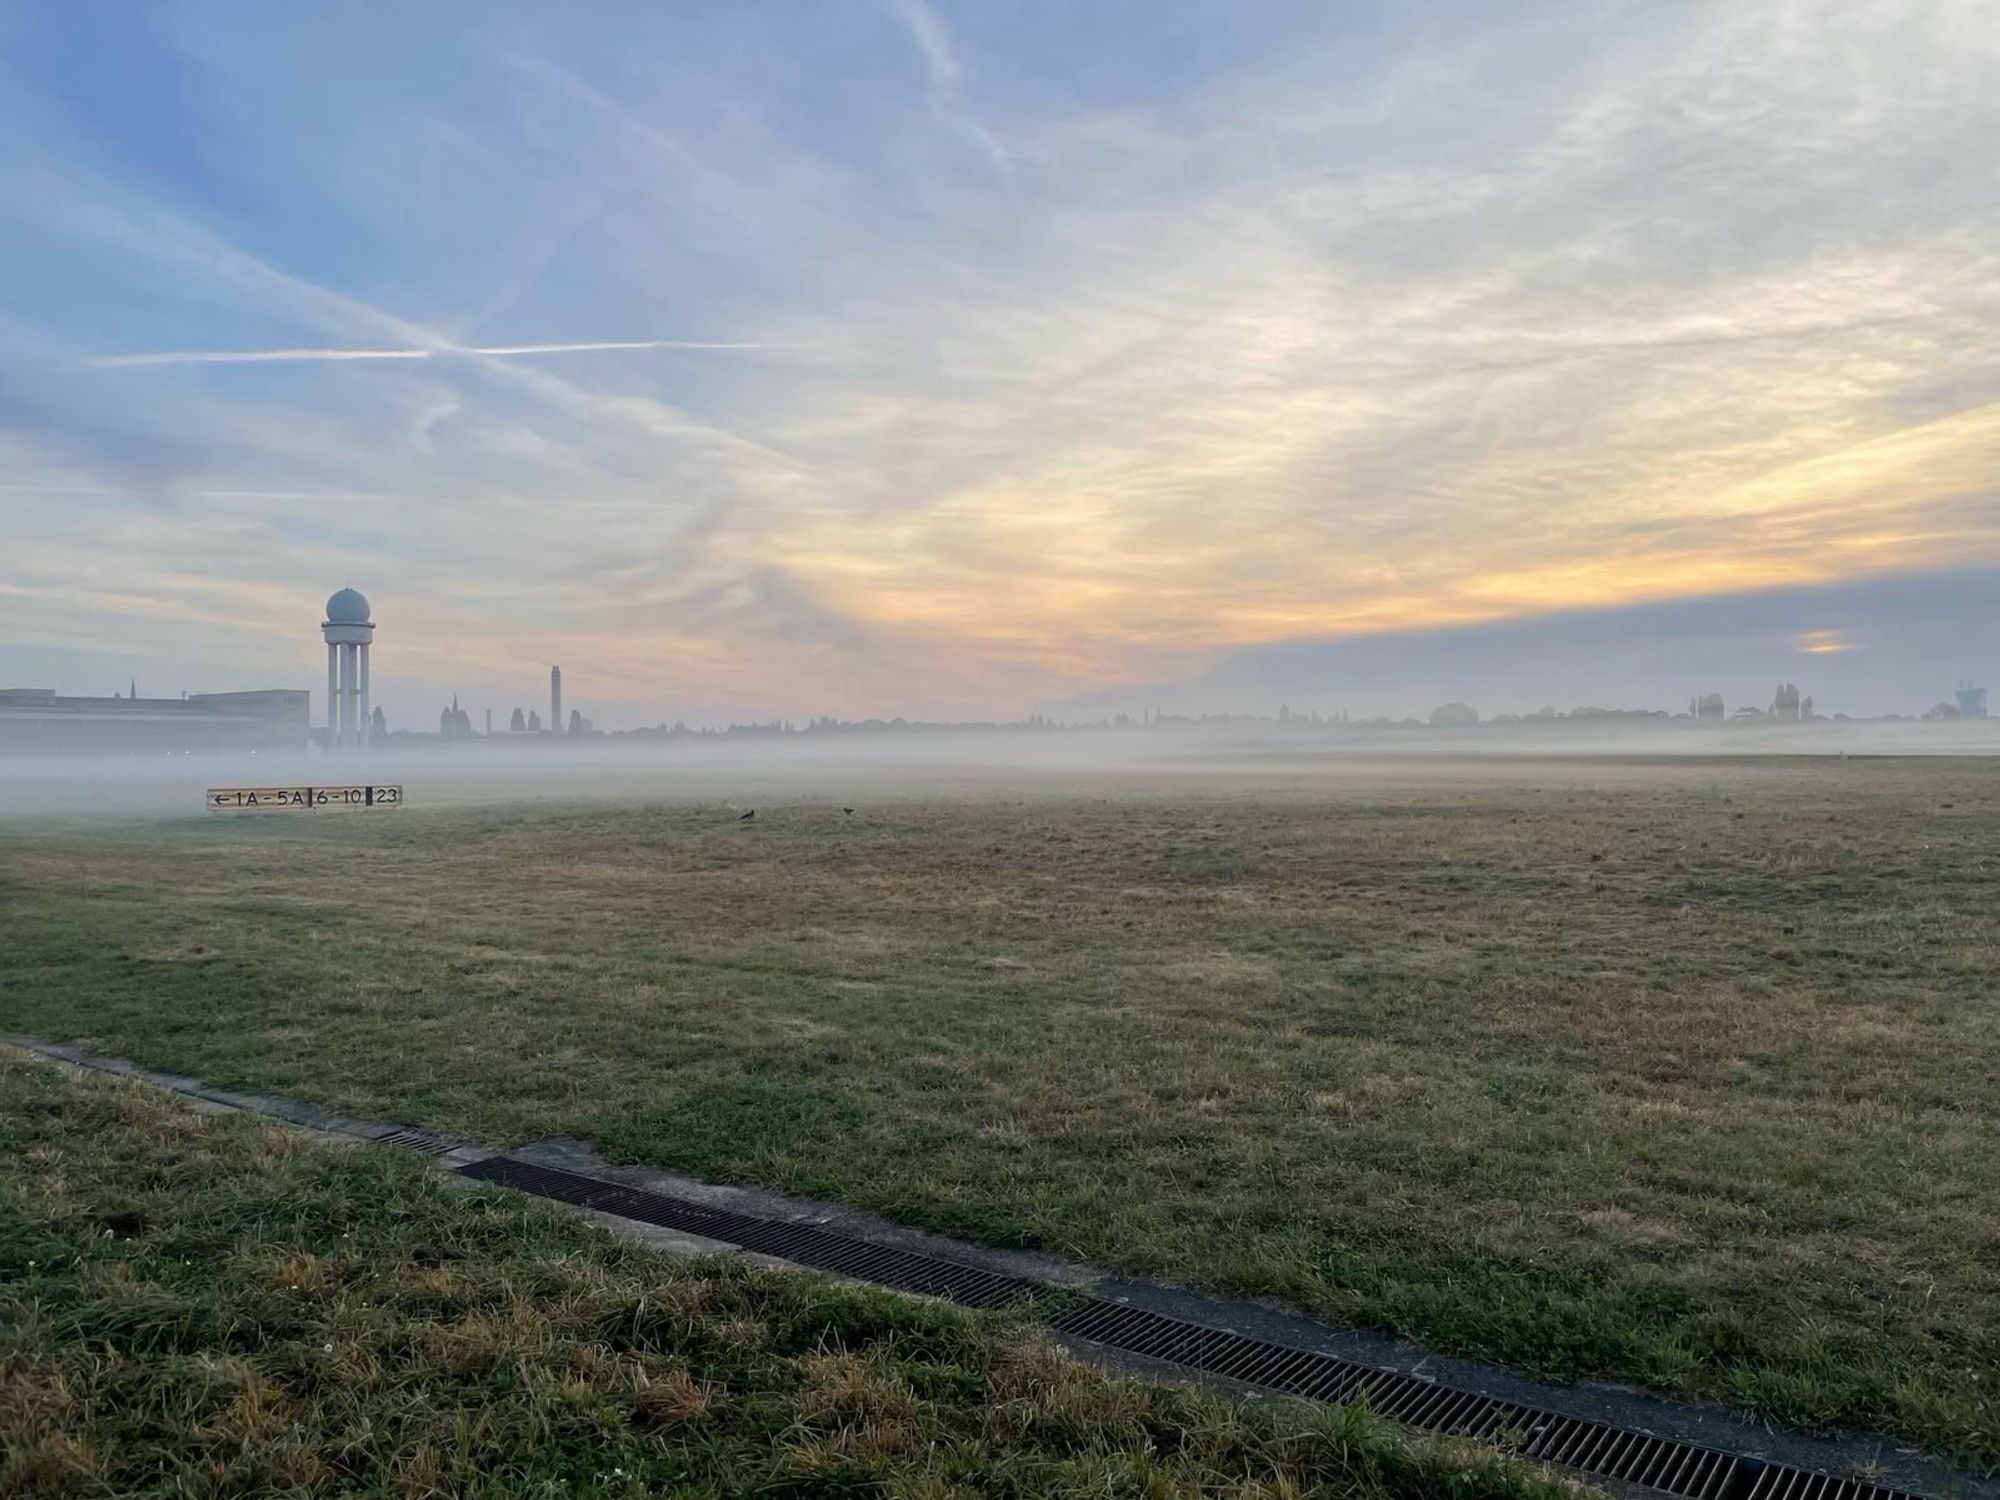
[11,1035,1966,1500]
[457,1155,1923,1500]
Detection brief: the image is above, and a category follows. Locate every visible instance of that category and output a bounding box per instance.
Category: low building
[0,688,310,756]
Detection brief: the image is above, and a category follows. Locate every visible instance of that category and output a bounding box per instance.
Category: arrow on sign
[205,785,405,811]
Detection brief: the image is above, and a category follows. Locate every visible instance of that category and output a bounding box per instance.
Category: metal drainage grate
[373,1126,456,1157]
[1043,1296,1748,1500]
[458,1156,1037,1309]
[1737,1467,1923,1500]
[458,1156,1930,1500]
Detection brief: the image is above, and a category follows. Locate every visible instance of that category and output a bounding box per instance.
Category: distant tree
[568,709,588,736]
[510,708,526,732]
[528,710,543,732]
[1429,702,1479,728]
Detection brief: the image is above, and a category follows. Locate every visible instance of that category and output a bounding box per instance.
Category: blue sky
[1,0,1996,727]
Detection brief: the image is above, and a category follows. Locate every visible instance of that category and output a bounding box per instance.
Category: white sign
[207,785,403,811]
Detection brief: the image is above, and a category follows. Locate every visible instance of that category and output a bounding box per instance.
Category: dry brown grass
[2,755,1997,1466]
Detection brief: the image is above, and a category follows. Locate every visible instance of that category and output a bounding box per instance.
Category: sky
[0,0,1996,729]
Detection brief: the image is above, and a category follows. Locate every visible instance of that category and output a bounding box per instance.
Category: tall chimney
[551,665,562,735]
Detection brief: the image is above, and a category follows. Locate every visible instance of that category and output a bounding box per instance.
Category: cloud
[0,353,207,495]
[1055,565,2000,721]
[880,0,1012,170]
[732,0,2000,691]
[82,339,775,368]
[3,0,1998,726]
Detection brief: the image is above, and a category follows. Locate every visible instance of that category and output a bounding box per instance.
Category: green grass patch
[0,1046,1575,1499]
[2,759,1997,1471]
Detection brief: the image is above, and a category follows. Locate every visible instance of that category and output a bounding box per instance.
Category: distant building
[0,687,309,756]
[1957,685,1988,719]
[438,695,475,740]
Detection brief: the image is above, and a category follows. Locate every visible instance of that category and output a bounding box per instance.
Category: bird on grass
[738,809,755,822]
[842,807,855,815]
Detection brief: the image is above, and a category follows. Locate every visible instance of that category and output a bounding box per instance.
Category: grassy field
[2,757,1996,1470]
[0,1046,1567,1498]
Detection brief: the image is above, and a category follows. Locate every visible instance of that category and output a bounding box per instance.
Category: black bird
[842,807,855,815]
[738,809,755,821]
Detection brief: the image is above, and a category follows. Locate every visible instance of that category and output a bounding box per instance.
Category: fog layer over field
[6,717,2000,821]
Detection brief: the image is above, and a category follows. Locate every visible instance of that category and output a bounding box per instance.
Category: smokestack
[551,665,562,736]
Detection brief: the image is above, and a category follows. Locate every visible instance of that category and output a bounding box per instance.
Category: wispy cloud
[880,0,1011,170]
[3,0,1998,723]
[83,339,775,369]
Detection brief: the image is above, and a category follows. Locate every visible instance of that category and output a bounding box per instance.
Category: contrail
[473,340,768,356]
[83,339,772,369]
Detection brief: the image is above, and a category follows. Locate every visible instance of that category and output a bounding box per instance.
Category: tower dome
[325,587,372,624]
